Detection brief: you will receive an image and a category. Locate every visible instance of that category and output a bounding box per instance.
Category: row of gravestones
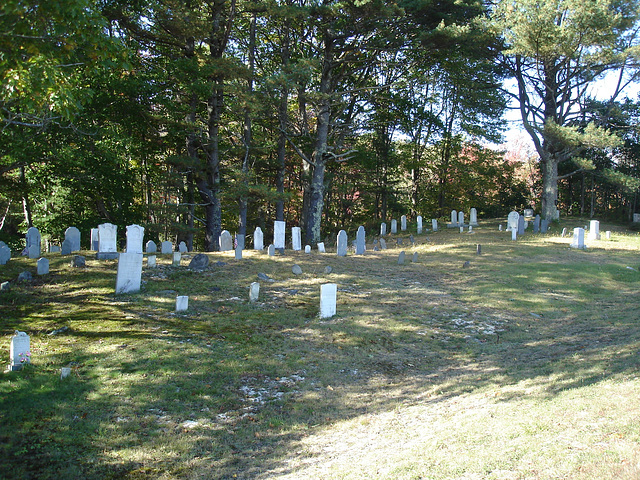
[446,208,480,228]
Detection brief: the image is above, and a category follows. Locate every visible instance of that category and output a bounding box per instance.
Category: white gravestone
[26,227,41,258]
[458,211,465,227]
[523,208,534,218]
[249,282,260,302]
[469,208,478,227]
[380,222,387,236]
[176,295,189,312]
[97,223,118,259]
[390,219,397,234]
[506,211,519,232]
[253,227,264,250]
[337,230,348,257]
[571,227,586,249]
[292,227,302,251]
[146,240,157,253]
[606,230,611,240]
[90,228,99,251]
[320,283,337,318]
[219,230,233,251]
[126,224,145,254]
[147,255,156,268]
[511,229,517,241]
[267,244,275,256]
[432,219,438,232]
[115,253,143,294]
[317,242,326,253]
[273,221,286,250]
[355,226,366,255]
[173,252,181,266]
[448,210,457,228]
[401,215,407,231]
[588,220,601,241]
[178,241,188,253]
[65,227,81,252]
[304,245,311,254]
[416,216,423,234]
[37,257,49,275]
[398,251,405,265]
[160,241,173,254]
[9,331,30,371]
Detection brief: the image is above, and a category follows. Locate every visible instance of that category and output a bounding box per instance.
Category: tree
[492,0,640,219]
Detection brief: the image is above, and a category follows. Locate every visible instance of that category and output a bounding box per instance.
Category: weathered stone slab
[115,253,143,294]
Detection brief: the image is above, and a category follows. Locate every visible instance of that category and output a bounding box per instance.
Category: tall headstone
[588,220,601,241]
[571,227,586,249]
[176,296,189,312]
[292,227,302,251]
[401,215,407,231]
[273,221,286,250]
[380,222,387,236]
[90,228,99,251]
[540,219,549,233]
[160,241,173,254]
[317,242,326,253]
[390,219,397,234]
[146,240,157,253]
[319,283,337,319]
[115,253,143,294]
[36,258,49,275]
[507,211,519,232]
[61,239,73,255]
[178,241,188,253]
[0,244,10,265]
[65,227,81,252]
[26,227,41,259]
[517,215,525,235]
[97,223,118,259]
[235,246,242,260]
[253,227,264,250]
[235,234,245,251]
[219,230,233,251]
[355,226,366,255]
[432,219,438,232]
[416,216,423,234]
[398,251,405,265]
[533,215,541,233]
[249,282,260,302]
[448,210,458,228]
[126,224,145,254]
[9,331,30,371]
[458,211,465,227]
[469,208,478,227]
[337,230,348,257]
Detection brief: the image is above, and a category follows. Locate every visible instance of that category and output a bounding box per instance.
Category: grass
[1,217,640,479]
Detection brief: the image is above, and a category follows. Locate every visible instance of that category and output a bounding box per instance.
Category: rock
[292,264,302,275]
[189,253,209,270]
[48,326,70,336]
[71,255,86,268]
[257,273,274,282]
[17,271,32,282]
[214,261,227,267]
[324,266,333,274]
[462,261,471,268]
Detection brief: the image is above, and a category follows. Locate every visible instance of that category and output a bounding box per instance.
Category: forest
[1,0,639,251]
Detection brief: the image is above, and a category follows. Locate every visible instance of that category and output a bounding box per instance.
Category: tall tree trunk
[540,157,559,220]
[275,16,290,222]
[20,166,32,227]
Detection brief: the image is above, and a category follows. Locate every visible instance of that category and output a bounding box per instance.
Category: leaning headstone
[267,244,275,256]
[533,215,541,233]
[292,227,302,251]
[115,253,143,294]
[126,224,145,254]
[178,241,188,253]
[253,227,264,250]
[401,215,407,231]
[161,241,173,254]
[189,253,209,270]
[588,220,601,241]
[65,227,81,252]
[273,221,286,250]
[292,264,302,275]
[380,222,387,236]
[0,244,10,265]
[9,331,30,371]
[517,215,525,235]
[355,226,366,255]
[172,252,181,266]
[26,227,41,259]
[390,219,398,234]
[337,230,348,257]
[249,282,260,302]
[319,283,337,319]
[90,228,99,251]
[146,240,157,253]
[219,230,233,251]
[176,296,189,312]
[61,239,73,255]
[571,227,586,249]
[147,255,157,268]
[448,210,458,228]
[37,258,49,275]
[379,238,387,250]
[398,251,405,265]
[458,211,465,227]
[317,242,326,253]
[507,211,519,232]
[97,223,118,259]
[304,245,311,254]
[432,219,438,232]
[416,216,423,234]
[469,208,478,227]
[71,255,85,268]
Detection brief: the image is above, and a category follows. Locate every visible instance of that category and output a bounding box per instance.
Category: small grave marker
[176,295,189,312]
[249,282,260,302]
[37,257,49,275]
[320,283,337,318]
[161,241,173,254]
[172,252,181,266]
[147,255,156,268]
[9,331,30,371]
[398,251,405,265]
[317,242,326,253]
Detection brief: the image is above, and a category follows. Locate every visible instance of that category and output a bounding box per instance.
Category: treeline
[1,0,639,250]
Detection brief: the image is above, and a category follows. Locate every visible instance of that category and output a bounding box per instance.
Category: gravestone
[448,210,458,228]
[432,219,438,232]
[219,230,233,251]
[540,219,549,233]
[355,226,366,255]
[90,228,99,251]
[9,331,30,371]
[61,239,73,255]
[161,241,173,254]
[292,227,302,251]
[305,245,311,254]
[517,215,525,235]
[49,245,60,253]
[634,213,640,223]
[274,221,286,250]
[499,224,503,231]
[571,227,586,249]
[37,258,49,275]
[319,283,337,319]
[412,252,418,263]
[26,227,41,259]
[458,211,465,227]
[379,238,387,250]
[1,281,10,291]
[71,255,85,268]
[189,253,209,270]
[561,227,568,237]
[0,244,10,265]
[235,234,245,251]
[317,242,326,253]
[380,222,387,236]
[65,227,81,252]
[401,215,407,231]
[172,252,181,266]
[511,229,517,241]
[469,208,478,227]
[523,208,534,218]
[588,220,601,241]
[337,230,348,257]
[460,226,464,233]
[476,244,482,255]
[398,251,405,265]
[506,211,519,232]
[249,282,260,302]
[468,226,473,233]
[115,253,143,294]
[147,255,156,268]
[267,244,275,256]
[253,227,264,250]
[409,234,414,245]
[324,266,333,274]
[533,215,541,233]
[390,219,397,234]
[417,216,423,234]
[146,240,157,253]
[292,264,302,275]
[97,223,118,259]
[235,246,242,260]
[176,296,189,312]
[606,231,611,240]
[126,224,145,254]
[18,271,32,282]
[178,241,188,253]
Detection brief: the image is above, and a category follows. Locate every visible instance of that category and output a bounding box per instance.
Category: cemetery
[1,216,640,479]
